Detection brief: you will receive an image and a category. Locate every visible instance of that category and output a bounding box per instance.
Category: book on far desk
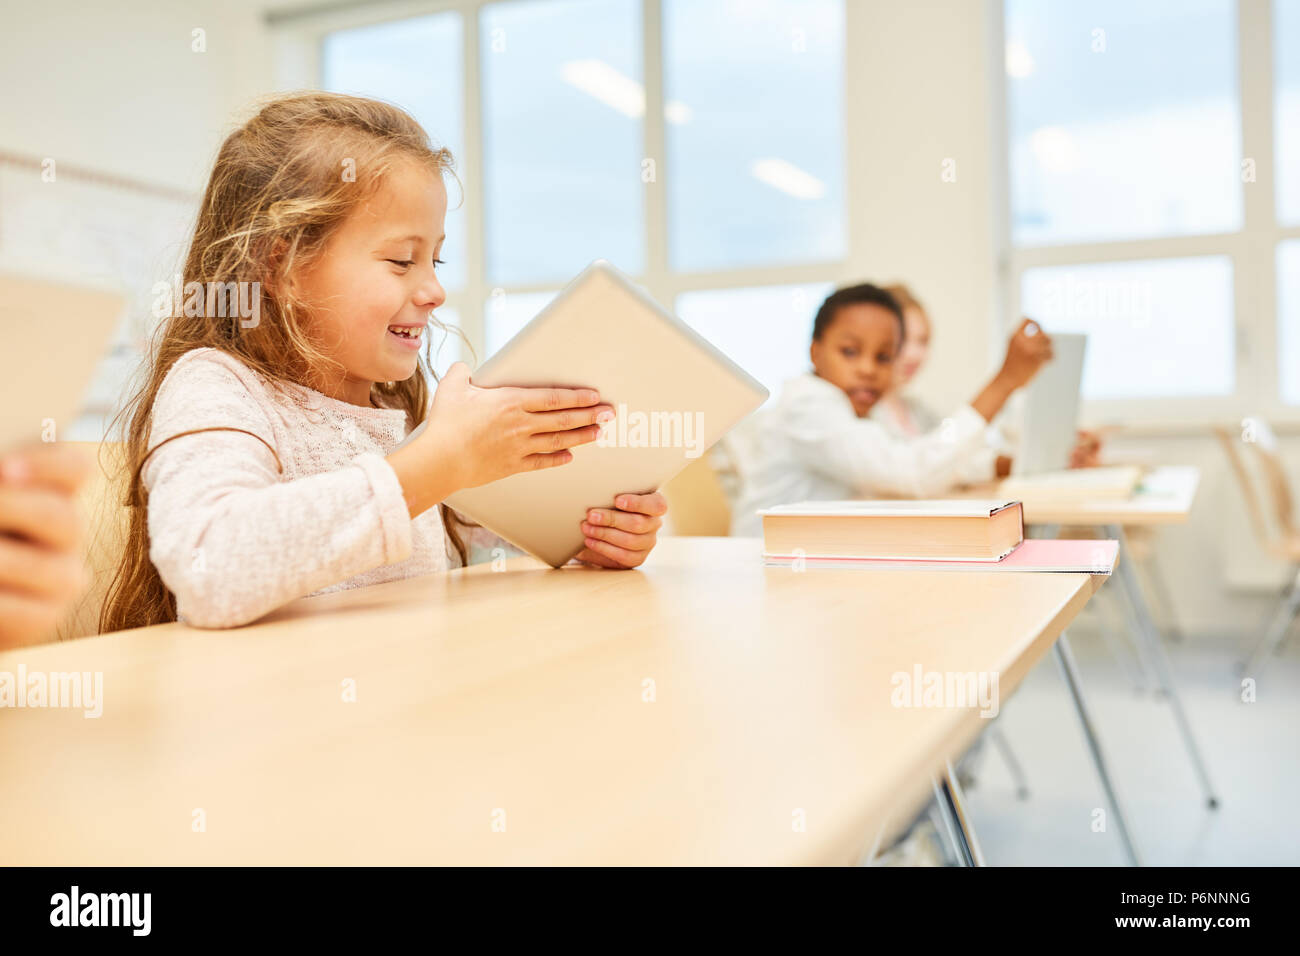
[760,499,1025,562]
[999,465,1143,503]
[763,537,1117,575]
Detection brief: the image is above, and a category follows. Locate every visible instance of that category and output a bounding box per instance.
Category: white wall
[844,0,1003,415]
[0,0,273,193]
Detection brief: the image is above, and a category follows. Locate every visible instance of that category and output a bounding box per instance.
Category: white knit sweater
[142,347,505,628]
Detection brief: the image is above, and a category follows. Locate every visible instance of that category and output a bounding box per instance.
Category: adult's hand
[0,443,92,648]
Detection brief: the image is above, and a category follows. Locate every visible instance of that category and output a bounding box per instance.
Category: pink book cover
[763,538,1118,574]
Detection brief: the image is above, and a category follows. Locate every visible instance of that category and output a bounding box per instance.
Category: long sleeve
[876,392,1000,486]
[952,443,1000,485]
[782,381,989,499]
[142,356,416,628]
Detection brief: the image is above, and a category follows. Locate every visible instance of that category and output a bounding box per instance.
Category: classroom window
[480,0,643,286]
[1276,0,1300,226]
[1020,257,1235,401]
[1278,242,1300,405]
[998,0,1273,413]
[664,0,845,272]
[484,289,559,355]
[307,1,849,376]
[322,13,467,292]
[1005,0,1240,246]
[428,305,470,380]
[675,282,834,403]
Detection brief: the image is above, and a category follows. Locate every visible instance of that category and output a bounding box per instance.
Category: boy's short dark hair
[812,283,905,342]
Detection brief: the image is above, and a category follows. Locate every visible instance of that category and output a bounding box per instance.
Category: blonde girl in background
[872,282,1014,482]
[873,282,1101,474]
[101,92,666,632]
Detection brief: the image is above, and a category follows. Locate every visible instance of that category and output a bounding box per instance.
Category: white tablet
[443,260,769,567]
[0,273,125,451]
[1015,332,1087,476]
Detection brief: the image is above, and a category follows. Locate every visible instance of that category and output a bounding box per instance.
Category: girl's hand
[0,444,92,648]
[1069,428,1103,469]
[972,319,1054,422]
[996,318,1054,391]
[388,362,615,517]
[574,492,668,569]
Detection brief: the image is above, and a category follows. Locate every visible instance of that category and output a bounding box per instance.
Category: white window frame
[991,0,1300,429]
[269,0,850,366]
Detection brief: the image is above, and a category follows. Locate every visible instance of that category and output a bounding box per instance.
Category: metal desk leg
[1097,585,1154,693]
[1113,562,1167,698]
[1053,631,1142,867]
[1035,521,1154,693]
[1140,548,1185,643]
[931,763,985,867]
[1106,524,1220,809]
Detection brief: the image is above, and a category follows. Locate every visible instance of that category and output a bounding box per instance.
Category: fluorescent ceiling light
[1029,126,1079,173]
[1005,40,1035,78]
[663,100,693,124]
[750,158,826,200]
[561,59,691,123]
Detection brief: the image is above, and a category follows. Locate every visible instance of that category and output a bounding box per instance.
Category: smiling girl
[101,92,666,631]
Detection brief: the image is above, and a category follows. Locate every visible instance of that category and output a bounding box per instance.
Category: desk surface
[0,537,1102,865]
[976,465,1201,526]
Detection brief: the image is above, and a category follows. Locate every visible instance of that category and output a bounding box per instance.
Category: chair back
[1215,420,1297,554]
[53,441,130,640]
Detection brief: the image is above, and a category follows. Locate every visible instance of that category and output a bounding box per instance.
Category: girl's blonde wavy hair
[101,91,471,634]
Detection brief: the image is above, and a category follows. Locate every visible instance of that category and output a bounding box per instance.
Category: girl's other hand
[574,492,668,569]
[0,443,92,648]
[1069,428,1103,469]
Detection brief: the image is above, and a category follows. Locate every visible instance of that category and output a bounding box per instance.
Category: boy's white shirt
[871,391,1014,487]
[728,372,991,537]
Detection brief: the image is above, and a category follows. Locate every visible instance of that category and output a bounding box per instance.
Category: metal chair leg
[988,726,1030,800]
[1242,566,1300,677]
[1053,631,1142,866]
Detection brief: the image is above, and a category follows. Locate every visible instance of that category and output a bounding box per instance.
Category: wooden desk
[0,537,1104,866]
[1024,466,1200,526]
